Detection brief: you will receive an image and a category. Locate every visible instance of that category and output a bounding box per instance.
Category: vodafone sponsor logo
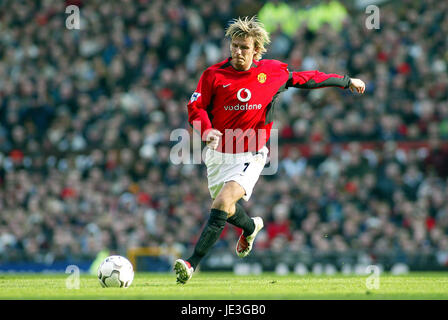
[224,87,260,111]
[224,103,262,111]
[237,88,251,102]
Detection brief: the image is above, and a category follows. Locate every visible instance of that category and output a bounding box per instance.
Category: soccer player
[174,16,365,284]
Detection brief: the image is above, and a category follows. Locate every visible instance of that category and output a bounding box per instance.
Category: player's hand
[349,78,366,94]
[204,129,222,150]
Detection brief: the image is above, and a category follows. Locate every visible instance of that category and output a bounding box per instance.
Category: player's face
[230,36,258,71]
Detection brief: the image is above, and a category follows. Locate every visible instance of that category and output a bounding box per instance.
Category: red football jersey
[187,57,350,153]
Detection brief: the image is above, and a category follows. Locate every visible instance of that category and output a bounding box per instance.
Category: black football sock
[227,202,255,237]
[187,209,228,270]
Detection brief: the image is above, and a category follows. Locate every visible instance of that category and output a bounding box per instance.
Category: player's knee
[211,197,236,217]
[226,207,236,218]
[211,196,230,211]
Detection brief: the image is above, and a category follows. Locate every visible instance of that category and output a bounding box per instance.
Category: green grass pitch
[1,272,448,300]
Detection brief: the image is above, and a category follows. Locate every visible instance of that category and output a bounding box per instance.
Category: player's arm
[187,70,222,149]
[286,70,365,93]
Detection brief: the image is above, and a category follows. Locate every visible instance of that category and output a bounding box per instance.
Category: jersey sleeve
[286,70,351,89]
[187,69,214,140]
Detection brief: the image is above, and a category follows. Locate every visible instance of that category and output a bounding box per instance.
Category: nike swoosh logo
[223,84,231,88]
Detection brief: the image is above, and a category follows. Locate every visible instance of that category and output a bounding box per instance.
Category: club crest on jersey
[190,92,201,103]
[257,73,267,84]
[237,88,251,102]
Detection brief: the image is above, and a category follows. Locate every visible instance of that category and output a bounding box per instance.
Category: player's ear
[253,47,259,59]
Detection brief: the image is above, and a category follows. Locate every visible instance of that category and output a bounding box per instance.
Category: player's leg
[227,200,264,258]
[175,181,244,284]
[188,181,245,267]
[213,181,265,257]
[226,149,269,258]
[227,201,255,236]
[211,180,246,214]
[175,147,268,283]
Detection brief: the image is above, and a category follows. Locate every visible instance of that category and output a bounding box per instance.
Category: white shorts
[205,146,269,201]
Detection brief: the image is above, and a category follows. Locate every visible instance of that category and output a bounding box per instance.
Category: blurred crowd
[0,0,448,267]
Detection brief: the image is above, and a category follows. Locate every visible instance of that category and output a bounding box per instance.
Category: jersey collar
[222,57,259,72]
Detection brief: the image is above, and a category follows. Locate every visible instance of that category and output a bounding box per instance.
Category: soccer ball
[97,255,134,288]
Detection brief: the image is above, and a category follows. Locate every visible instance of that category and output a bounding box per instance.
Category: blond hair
[225,16,271,61]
